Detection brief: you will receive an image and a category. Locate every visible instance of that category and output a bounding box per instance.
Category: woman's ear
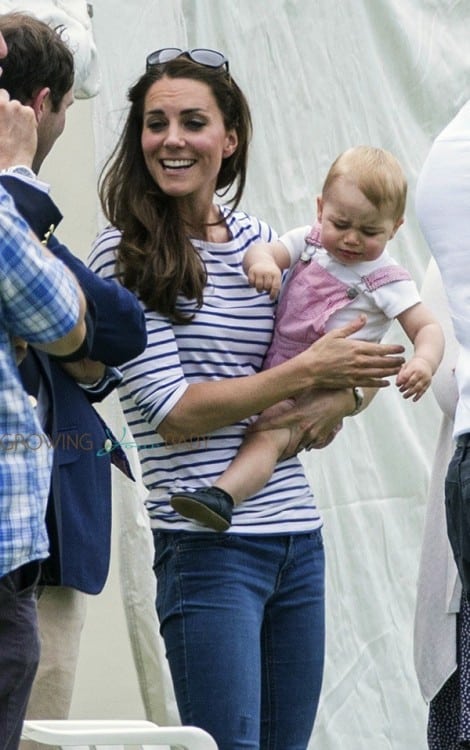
[29,87,51,123]
[223,130,238,158]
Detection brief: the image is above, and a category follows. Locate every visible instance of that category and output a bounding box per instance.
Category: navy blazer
[0,176,147,594]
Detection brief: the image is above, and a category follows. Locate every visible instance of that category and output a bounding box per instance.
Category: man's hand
[60,358,106,385]
[0,89,37,170]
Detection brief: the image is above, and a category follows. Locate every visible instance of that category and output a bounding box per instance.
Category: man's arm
[0,87,93,359]
[48,233,147,365]
[34,289,88,358]
[0,205,91,358]
[0,88,145,367]
[0,177,147,365]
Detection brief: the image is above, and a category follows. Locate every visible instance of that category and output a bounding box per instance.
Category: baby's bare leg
[170,401,294,530]
[215,426,291,505]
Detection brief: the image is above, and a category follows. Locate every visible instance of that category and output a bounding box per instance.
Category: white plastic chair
[21,719,218,749]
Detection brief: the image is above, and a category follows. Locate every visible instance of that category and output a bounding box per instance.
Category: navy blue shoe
[170,487,234,531]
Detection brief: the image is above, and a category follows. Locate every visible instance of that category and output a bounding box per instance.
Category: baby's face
[317,176,403,265]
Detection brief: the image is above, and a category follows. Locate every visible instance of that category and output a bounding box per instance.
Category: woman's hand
[159,316,401,441]
[251,388,359,459]
[297,315,405,389]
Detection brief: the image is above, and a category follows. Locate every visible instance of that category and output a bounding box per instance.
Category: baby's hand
[246,261,283,300]
[396,357,433,401]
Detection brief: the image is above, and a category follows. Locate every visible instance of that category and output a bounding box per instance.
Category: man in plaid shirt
[0,30,92,749]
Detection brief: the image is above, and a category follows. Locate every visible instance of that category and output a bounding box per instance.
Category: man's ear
[30,87,51,123]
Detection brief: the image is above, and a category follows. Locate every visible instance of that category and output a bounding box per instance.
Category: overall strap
[360,265,412,291]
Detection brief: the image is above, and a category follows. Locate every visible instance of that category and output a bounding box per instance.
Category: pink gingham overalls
[264,224,411,369]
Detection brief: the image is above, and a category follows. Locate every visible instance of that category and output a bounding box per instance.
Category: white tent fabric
[89,1,470,748]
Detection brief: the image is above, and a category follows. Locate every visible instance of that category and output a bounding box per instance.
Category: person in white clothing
[171,146,444,531]
[415,100,470,749]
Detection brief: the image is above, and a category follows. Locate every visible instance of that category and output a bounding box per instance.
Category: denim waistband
[457,433,470,448]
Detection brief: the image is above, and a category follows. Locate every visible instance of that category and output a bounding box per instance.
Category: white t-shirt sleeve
[371,278,422,320]
[279,225,311,264]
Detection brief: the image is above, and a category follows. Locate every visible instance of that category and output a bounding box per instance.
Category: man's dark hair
[0,12,74,111]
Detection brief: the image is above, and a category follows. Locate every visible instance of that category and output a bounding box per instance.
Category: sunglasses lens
[146,47,228,73]
[146,47,183,69]
[189,48,228,69]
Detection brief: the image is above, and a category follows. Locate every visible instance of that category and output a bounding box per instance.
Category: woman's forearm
[158,320,403,440]
[159,356,323,439]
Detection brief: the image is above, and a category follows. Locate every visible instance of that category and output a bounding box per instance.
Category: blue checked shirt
[0,185,81,577]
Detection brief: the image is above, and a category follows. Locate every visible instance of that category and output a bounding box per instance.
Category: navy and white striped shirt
[0,185,81,576]
[89,206,321,534]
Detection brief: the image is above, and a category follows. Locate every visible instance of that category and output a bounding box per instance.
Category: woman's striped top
[88,206,321,535]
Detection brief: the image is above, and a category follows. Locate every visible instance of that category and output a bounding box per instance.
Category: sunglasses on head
[146,47,229,74]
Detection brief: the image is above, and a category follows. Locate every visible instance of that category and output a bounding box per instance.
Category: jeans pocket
[307,528,324,550]
[152,531,174,572]
[1,560,41,595]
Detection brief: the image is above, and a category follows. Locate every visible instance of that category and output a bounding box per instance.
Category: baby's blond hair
[322,146,407,222]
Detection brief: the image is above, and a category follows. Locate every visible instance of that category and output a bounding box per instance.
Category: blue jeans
[0,560,40,750]
[153,530,325,750]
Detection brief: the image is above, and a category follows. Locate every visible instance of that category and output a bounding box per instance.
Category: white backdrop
[89,1,470,748]
[51,1,470,748]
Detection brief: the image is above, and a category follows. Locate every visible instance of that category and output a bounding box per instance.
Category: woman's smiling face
[141,75,237,205]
